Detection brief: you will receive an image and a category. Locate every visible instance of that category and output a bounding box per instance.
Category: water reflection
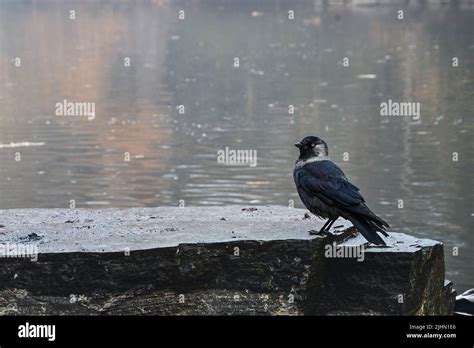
[0,1,473,290]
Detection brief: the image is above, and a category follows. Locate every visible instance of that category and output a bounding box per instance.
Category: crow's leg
[309,219,337,236]
[318,219,333,234]
[309,218,332,236]
[324,219,336,232]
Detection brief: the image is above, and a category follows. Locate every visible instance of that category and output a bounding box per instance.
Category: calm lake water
[0,1,473,291]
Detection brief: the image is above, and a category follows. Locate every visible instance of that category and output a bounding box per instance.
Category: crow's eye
[311,143,316,148]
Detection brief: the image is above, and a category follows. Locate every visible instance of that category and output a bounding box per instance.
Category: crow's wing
[295,160,364,208]
[295,160,389,244]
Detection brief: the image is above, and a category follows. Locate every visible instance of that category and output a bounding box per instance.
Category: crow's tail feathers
[348,215,387,245]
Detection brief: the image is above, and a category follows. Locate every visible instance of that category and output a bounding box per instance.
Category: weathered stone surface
[0,206,455,315]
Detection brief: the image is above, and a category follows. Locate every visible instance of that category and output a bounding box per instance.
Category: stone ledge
[0,206,455,315]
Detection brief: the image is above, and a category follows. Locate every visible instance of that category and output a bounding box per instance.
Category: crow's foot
[308,229,327,236]
[308,229,335,236]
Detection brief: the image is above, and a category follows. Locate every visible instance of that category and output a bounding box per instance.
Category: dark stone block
[0,206,455,315]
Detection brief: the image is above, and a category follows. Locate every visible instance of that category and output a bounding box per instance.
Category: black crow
[293,136,389,245]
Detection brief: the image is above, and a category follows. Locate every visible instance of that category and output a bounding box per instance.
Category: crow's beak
[294,142,302,149]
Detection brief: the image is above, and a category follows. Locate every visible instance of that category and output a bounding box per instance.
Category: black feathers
[293,136,389,245]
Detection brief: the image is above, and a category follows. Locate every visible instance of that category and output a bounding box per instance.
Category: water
[0,1,473,291]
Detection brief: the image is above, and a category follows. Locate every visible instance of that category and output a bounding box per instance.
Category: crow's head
[294,136,328,160]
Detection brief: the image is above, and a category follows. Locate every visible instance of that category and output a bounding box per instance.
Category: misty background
[0,0,473,290]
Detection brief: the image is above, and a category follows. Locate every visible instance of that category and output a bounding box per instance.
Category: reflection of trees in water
[0,1,174,207]
[163,2,472,212]
[0,2,472,214]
